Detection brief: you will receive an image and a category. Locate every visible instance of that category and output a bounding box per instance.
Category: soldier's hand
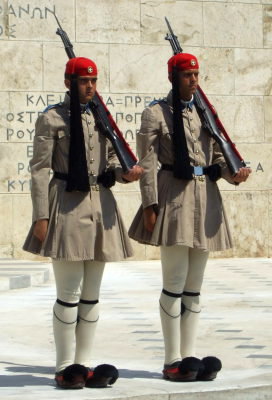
[233,167,252,183]
[122,165,144,182]
[143,206,157,233]
[33,219,49,242]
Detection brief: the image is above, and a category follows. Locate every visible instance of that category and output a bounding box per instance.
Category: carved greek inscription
[2,91,259,193]
[0,4,56,38]
[1,92,155,192]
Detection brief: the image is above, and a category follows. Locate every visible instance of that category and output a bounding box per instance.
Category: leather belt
[161,164,221,182]
[161,164,206,176]
[54,171,100,188]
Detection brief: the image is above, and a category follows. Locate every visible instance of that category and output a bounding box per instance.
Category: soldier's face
[77,76,97,103]
[178,70,199,101]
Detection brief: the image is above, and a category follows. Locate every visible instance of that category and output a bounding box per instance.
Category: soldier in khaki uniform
[129,53,251,381]
[23,57,143,389]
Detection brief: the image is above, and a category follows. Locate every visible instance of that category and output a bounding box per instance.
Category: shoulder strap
[148,98,167,107]
[43,102,63,113]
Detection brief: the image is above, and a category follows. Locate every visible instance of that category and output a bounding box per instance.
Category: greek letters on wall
[1,91,161,192]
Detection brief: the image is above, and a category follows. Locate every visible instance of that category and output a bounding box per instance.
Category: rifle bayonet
[54,14,75,59]
[164,17,183,54]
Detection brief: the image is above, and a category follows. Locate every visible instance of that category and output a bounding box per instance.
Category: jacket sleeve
[106,140,128,184]
[137,106,160,209]
[212,140,237,184]
[30,113,56,221]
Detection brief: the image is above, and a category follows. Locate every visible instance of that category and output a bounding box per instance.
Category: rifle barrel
[164,17,183,53]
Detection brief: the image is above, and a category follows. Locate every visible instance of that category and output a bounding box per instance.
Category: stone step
[0,260,52,291]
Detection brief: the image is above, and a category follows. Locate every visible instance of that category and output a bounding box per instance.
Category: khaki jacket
[129,90,233,252]
[23,93,133,261]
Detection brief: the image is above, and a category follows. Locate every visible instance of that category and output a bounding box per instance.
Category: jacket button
[90,158,95,163]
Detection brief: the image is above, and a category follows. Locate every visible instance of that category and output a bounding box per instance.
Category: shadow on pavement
[0,362,162,386]
[0,374,53,387]
[0,361,54,387]
[119,368,161,379]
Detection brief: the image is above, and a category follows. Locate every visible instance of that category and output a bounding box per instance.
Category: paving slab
[0,258,271,399]
[0,259,51,290]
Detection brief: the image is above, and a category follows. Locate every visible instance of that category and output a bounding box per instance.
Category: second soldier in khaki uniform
[129,53,251,382]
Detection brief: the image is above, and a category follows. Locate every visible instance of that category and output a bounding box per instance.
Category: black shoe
[197,356,222,381]
[85,364,119,388]
[55,364,88,389]
[163,357,202,382]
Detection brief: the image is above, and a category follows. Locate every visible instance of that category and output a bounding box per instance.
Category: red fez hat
[65,57,98,77]
[168,53,199,81]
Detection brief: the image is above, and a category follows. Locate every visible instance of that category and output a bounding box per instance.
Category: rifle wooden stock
[54,14,137,172]
[194,90,246,175]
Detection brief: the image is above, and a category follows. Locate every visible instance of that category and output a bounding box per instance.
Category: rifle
[165,17,246,175]
[55,14,137,172]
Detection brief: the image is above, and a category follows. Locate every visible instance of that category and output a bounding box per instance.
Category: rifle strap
[66,75,90,192]
[172,67,193,180]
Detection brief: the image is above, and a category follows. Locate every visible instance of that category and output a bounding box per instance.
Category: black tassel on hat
[172,66,193,180]
[66,74,90,192]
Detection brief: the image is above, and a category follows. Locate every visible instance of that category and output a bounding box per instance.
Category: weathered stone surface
[145,244,160,261]
[235,49,272,95]
[0,244,13,258]
[0,142,32,193]
[209,95,264,143]
[268,191,272,257]
[197,0,262,3]
[264,96,272,142]
[0,91,64,143]
[0,195,13,246]
[110,44,235,95]
[4,0,73,41]
[203,2,263,48]
[197,48,235,95]
[222,143,270,191]
[110,44,171,94]
[141,0,203,47]
[76,0,140,44]
[112,191,148,260]
[12,195,32,248]
[43,43,109,92]
[0,41,42,91]
[264,5,272,48]
[219,191,269,258]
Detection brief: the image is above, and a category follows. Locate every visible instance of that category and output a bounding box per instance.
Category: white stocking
[74,260,105,366]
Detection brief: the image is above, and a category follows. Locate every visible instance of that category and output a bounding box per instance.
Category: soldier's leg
[180,248,209,358]
[52,260,84,372]
[74,260,105,366]
[160,245,189,365]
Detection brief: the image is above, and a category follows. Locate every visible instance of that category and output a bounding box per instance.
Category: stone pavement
[0,257,271,400]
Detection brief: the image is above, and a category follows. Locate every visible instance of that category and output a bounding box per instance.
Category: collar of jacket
[63,92,92,115]
[80,103,91,114]
[167,90,195,111]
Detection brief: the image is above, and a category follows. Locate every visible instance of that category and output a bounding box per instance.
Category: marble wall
[0,0,271,260]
